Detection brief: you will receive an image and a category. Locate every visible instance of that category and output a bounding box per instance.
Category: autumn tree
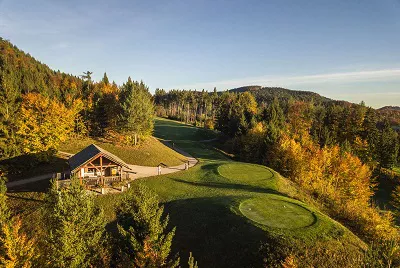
[0,179,36,267]
[188,252,199,268]
[91,75,119,136]
[16,93,76,160]
[116,184,179,267]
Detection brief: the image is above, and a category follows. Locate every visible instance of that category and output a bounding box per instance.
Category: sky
[0,0,399,108]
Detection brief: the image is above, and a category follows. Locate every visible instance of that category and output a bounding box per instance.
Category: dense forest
[155,84,400,258]
[0,37,154,164]
[230,85,332,103]
[155,86,400,178]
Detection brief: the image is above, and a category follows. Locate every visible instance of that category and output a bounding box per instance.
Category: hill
[377,106,400,127]
[100,118,366,267]
[229,85,331,104]
[8,118,366,267]
[378,106,400,111]
[59,136,187,167]
[0,37,84,101]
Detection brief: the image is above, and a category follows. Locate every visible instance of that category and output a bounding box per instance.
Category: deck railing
[83,175,122,184]
[57,172,136,190]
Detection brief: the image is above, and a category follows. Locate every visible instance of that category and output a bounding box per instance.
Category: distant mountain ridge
[229,85,332,104]
[378,106,400,111]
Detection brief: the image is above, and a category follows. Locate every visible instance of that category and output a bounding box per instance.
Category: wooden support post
[100,155,103,185]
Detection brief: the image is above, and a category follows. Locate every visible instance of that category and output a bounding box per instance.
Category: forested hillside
[156,85,400,263]
[377,106,400,128]
[0,38,154,164]
[230,85,332,104]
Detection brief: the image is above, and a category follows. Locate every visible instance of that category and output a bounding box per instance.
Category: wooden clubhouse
[68,144,132,185]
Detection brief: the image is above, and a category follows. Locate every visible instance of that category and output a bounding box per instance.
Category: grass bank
[59,136,187,167]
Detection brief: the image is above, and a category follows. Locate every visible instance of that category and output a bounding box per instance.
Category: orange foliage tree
[273,131,398,241]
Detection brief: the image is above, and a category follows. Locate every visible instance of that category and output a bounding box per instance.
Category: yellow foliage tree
[0,180,36,268]
[0,218,36,268]
[237,122,266,162]
[16,93,76,157]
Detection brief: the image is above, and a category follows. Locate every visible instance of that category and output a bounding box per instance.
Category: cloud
[171,69,400,90]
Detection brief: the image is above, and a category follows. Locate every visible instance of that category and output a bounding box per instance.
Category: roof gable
[68,144,131,172]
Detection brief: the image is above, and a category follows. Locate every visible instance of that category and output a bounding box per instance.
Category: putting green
[218,163,273,181]
[239,196,316,229]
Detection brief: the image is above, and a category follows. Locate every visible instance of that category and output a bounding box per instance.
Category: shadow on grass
[163,196,271,268]
[1,153,68,182]
[7,179,51,193]
[171,178,287,197]
[6,193,46,203]
[104,196,275,268]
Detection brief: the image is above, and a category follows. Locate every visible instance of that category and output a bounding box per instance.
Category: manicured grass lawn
[240,195,316,229]
[96,118,364,267]
[154,117,217,142]
[59,136,187,167]
[8,118,364,267]
[218,163,274,181]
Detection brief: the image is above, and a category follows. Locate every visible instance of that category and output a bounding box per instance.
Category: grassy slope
[96,118,365,267]
[6,118,364,267]
[3,136,187,183]
[59,136,188,167]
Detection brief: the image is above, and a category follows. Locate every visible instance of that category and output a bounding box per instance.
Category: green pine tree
[102,72,109,85]
[362,107,379,160]
[263,97,285,128]
[116,183,179,267]
[378,120,399,169]
[44,178,108,268]
[0,53,21,159]
[117,77,154,145]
